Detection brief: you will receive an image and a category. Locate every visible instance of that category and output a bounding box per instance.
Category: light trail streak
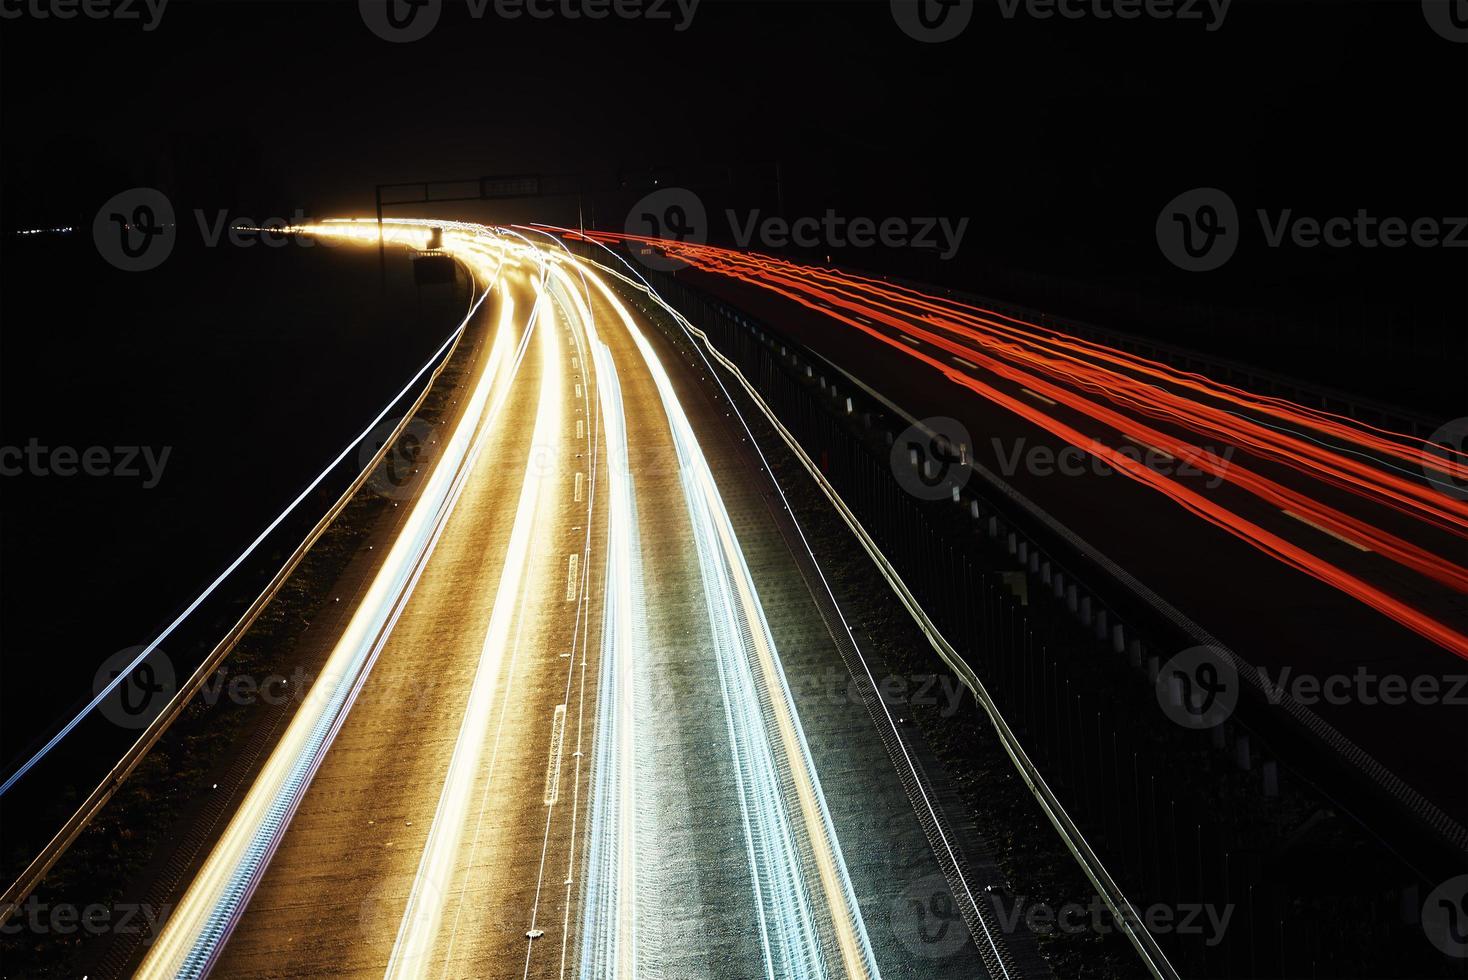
[732,239,1463,528]
[384,278,559,979]
[135,229,534,979]
[575,285,642,980]
[598,231,1468,489]
[0,266,492,800]
[577,231,1468,660]
[587,268,882,980]
[508,228,620,980]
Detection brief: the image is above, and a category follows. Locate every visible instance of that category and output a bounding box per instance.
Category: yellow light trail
[385,275,562,978]
[136,223,530,980]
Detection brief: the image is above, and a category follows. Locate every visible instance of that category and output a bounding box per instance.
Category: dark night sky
[2,0,1466,403]
[0,0,1464,843]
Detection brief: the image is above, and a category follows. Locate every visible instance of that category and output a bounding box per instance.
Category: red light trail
[574,230,1468,661]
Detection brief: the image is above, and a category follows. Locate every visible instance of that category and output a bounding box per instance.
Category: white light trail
[570,264,644,980]
[584,267,882,980]
[135,227,533,980]
[385,276,560,979]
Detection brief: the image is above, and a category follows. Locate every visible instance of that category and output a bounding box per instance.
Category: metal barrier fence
[602,251,1462,980]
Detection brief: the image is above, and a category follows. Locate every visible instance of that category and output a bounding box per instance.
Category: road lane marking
[544,705,567,805]
[137,254,536,980]
[898,333,922,346]
[576,419,585,440]
[384,271,563,980]
[1020,387,1058,406]
[599,268,882,980]
[576,310,642,980]
[575,383,583,399]
[951,355,979,370]
[574,471,584,502]
[1281,510,1372,552]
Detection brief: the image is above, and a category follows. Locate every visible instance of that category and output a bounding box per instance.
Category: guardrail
[574,240,1462,980]
[0,256,479,927]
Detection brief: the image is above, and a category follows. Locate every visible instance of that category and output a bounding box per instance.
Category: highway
[576,233,1468,834]
[131,222,1004,979]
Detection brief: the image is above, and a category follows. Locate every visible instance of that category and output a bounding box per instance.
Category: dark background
[4,0,1466,407]
[1,0,1465,774]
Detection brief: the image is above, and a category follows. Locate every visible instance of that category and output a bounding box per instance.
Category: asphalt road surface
[133,223,1006,980]
[596,234,1467,838]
